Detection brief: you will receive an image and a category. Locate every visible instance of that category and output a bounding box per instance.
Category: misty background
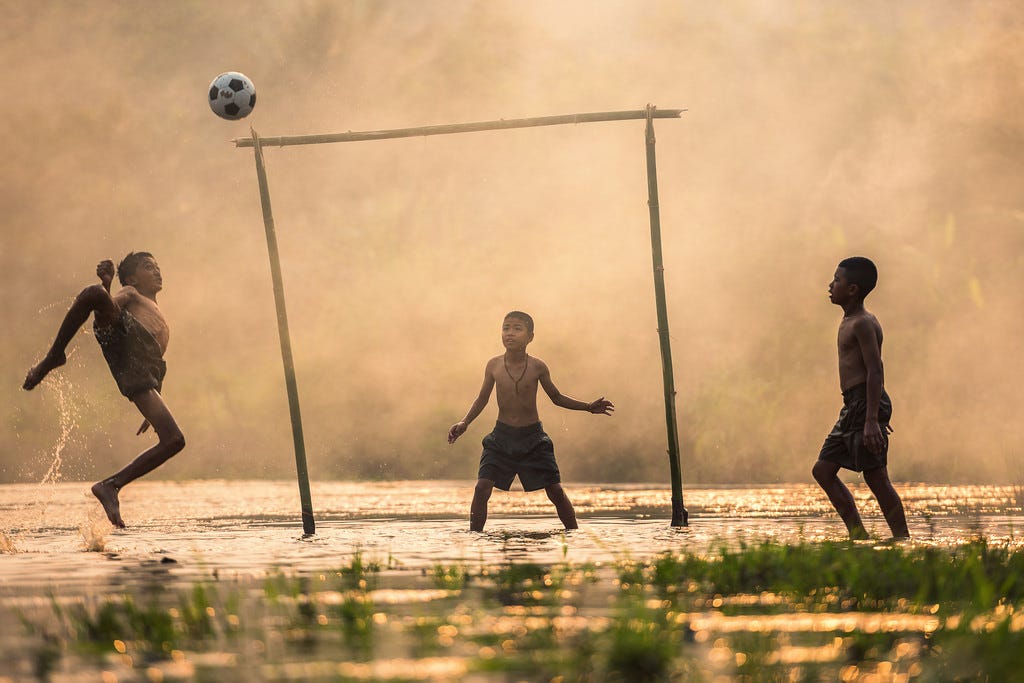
[2,1,1021,486]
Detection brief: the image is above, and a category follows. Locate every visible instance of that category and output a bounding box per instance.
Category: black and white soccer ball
[208,72,256,120]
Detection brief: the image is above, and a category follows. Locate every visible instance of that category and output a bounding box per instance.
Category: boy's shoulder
[852,309,882,329]
[483,354,549,371]
[112,285,141,303]
[840,308,880,326]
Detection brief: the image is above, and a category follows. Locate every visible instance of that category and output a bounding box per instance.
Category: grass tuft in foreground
[9,539,1024,681]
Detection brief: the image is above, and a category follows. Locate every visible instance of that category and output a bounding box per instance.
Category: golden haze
[2,1,1021,484]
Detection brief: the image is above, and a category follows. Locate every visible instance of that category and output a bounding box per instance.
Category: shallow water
[2,481,1023,682]
[1,480,1021,592]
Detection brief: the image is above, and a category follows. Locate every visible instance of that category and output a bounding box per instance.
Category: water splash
[39,371,80,488]
[0,531,16,554]
[79,513,108,553]
[36,298,72,316]
[33,371,83,528]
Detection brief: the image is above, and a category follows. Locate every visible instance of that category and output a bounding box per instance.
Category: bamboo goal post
[250,129,316,536]
[242,106,688,531]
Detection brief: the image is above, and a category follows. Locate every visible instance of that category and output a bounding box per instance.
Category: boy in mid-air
[23,252,185,529]
[812,257,909,540]
[448,311,614,531]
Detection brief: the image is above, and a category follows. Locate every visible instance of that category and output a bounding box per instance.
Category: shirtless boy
[448,311,614,531]
[24,252,185,528]
[812,257,909,540]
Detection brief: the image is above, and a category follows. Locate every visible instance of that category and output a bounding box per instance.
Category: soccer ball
[208,72,256,120]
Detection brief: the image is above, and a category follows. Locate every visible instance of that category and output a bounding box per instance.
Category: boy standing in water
[23,253,185,528]
[448,311,614,531]
[812,257,909,540]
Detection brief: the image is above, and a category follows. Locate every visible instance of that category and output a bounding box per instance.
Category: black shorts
[94,309,166,400]
[478,421,561,492]
[817,383,893,472]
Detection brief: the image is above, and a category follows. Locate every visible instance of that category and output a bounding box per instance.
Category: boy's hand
[97,260,115,292]
[587,397,615,415]
[137,419,151,435]
[863,421,884,454]
[448,421,467,444]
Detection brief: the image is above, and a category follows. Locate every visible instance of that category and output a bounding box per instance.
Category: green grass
[647,539,1024,612]
[10,540,1024,681]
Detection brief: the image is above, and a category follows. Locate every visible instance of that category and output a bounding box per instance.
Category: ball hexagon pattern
[208,72,256,120]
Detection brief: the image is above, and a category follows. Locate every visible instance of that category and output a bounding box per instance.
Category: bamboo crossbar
[234,108,684,148]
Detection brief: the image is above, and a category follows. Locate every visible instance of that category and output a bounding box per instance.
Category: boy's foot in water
[91,479,126,529]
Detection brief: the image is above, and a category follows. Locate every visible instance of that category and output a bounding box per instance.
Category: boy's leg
[812,460,868,540]
[24,284,120,390]
[470,478,495,532]
[91,389,185,528]
[545,483,578,530]
[863,467,910,539]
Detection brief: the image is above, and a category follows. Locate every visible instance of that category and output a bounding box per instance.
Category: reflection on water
[0,480,1022,682]
[0,480,1020,592]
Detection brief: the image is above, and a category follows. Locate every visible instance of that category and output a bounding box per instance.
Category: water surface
[1,480,1020,592]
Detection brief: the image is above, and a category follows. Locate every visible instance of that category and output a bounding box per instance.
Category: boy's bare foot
[23,352,67,390]
[91,480,126,529]
[848,525,870,541]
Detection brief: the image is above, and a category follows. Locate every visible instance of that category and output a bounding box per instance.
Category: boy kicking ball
[24,253,185,528]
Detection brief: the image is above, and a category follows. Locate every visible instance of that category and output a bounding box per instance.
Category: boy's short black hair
[504,311,534,334]
[838,256,878,297]
[117,251,155,286]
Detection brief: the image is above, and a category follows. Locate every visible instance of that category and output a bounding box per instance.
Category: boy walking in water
[813,257,909,540]
[23,253,185,528]
[448,311,613,531]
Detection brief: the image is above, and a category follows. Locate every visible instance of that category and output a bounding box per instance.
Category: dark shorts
[479,421,561,492]
[817,383,893,472]
[94,309,166,400]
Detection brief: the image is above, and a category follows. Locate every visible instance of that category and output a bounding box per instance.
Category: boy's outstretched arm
[448,365,495,444]
[853,318,885,454]
[539,363,614,415]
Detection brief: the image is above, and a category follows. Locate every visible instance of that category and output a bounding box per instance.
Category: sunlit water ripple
[0,480,1021,593]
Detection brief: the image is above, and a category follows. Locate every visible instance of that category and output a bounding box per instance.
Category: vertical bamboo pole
[643,105,688,527]
[251,129,316,536]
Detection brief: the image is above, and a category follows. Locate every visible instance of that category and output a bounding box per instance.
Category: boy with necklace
[812,257,909,540]
[24,253,185,528]
[448,311,614,531]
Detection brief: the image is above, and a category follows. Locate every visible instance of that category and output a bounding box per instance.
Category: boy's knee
[812,460,836,483]
[863,467,890,488]
[78,284,107,303]
[473,479,494,499]
[163,431,186,454]
[545,483,566,501]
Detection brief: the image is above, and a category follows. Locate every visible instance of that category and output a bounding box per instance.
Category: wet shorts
[479,421,561,492]
[94,309,166,400]
[817,383,893,472]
